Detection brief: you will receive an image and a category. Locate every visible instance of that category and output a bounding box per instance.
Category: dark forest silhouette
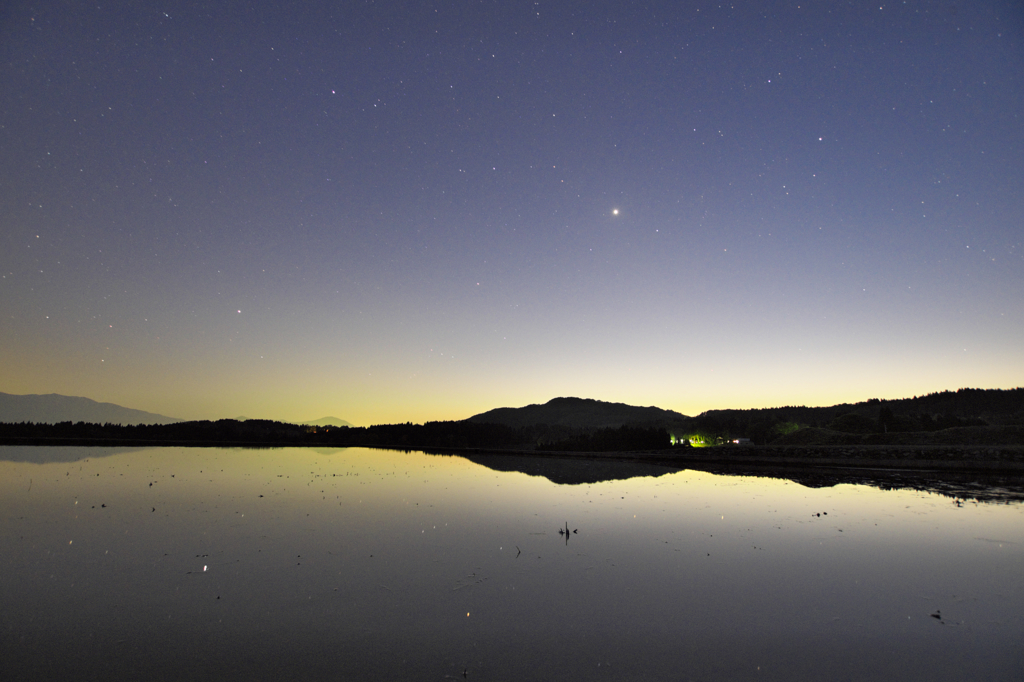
[0,419,676,451]
[1,388,1021,449]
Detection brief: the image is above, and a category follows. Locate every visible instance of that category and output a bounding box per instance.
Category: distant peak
[466,397,688,428]
[0,392,181,425]
[300,416,354,427]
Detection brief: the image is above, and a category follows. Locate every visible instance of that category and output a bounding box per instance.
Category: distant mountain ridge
[467,397,688,429]
[0,392,181,425]
[0,394,356,429]
[235,416,354,427]
[300,417,354,427]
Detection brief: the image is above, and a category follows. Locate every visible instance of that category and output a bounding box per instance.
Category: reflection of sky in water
[2,447,1022,681]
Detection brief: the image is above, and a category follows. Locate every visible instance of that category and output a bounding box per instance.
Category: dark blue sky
[3,1,1022,423]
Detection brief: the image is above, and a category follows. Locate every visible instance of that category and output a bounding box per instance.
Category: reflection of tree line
[0,419,675,451]
[540,425,671,451]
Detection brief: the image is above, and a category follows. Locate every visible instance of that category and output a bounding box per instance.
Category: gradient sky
[2,1,1022,425]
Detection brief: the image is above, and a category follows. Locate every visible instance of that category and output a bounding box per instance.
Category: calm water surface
[2,446,1021,681]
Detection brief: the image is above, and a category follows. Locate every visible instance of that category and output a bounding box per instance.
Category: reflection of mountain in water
[0,445,152,464]
[454,452,1024,504]
[4,444,1021,504]
[458,453,679,485]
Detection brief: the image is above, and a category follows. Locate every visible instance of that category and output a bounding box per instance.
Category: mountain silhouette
[467,397,688,429]
[234,416,353,427]
[0,392,181,425]
[300,416,354,427]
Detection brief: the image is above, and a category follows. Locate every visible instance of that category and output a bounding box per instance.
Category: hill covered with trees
[685,388,1024,445]
[468,396,687,429]
[2,389,1021,449]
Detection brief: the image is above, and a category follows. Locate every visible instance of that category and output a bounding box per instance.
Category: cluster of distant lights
[669,434,749,448]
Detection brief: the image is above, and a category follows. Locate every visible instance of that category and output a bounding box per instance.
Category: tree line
[2,388,1018,449]
[0,418,680,451]
[0,418,528,449]
[684,388,1022,444]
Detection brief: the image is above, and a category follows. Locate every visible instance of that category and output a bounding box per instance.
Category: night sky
[2,1,1022,425]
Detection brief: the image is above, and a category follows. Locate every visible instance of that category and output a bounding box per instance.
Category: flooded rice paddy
[2,446,1022,681]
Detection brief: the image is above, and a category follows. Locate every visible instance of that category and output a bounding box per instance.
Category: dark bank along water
[1,446,1022,681]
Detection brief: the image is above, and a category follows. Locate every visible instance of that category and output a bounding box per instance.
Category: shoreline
[424,444,1024,474]
[3,438,1023,473]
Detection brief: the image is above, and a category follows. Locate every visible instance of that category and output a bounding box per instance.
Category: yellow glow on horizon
[3,329,1020,426]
